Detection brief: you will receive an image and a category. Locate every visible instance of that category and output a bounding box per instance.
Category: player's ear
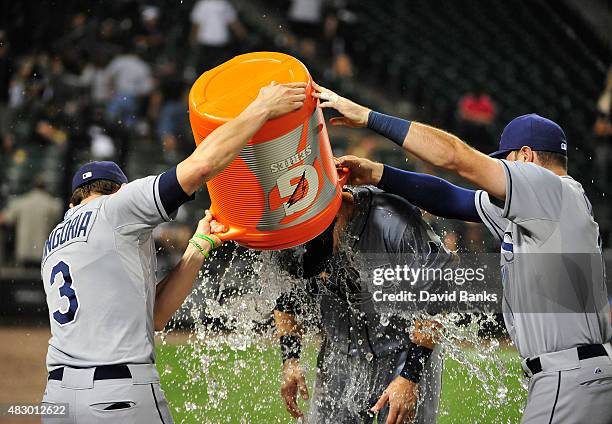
[518,146,534,163]
[69,203,74,209]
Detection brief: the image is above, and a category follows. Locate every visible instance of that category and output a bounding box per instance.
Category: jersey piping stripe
[478,191,504,240]
[150,383,166,424]
[477,191,503,241]
[503,294,515,318]
[152,175,168,222]
[500,161,513,219]
[547,371,561,424]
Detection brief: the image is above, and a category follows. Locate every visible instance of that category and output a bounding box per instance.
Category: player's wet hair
[70,179,121,205]
[534,151,568,171]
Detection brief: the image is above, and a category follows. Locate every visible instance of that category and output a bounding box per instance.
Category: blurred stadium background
[0,0,610,422]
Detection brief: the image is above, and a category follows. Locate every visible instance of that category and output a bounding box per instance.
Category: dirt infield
[0,327,49,403]
[0,326,49,424]
[0,326,191,424]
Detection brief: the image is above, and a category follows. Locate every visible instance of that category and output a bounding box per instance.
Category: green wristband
[193,233,217,250]
[189,239,209,258]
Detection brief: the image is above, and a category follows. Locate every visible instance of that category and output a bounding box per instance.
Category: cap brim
[488,149,512,159]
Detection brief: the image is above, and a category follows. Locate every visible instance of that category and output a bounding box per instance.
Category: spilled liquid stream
[159,245,526,423]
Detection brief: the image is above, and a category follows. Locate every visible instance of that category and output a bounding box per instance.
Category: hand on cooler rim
[311,81,371,128]
[193,210,225,253]
[336,155,384,186]
[246,81,308,120]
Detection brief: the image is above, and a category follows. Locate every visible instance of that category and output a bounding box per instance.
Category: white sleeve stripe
[476,191,503,241]
[152,175,171,222]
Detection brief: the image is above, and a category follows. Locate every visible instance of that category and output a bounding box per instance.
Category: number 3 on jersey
[49,260,79,325]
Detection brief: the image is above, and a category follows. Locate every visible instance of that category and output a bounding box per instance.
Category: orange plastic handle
[215,225,247,242]
[208,206,246,242]
[337,166,350,186]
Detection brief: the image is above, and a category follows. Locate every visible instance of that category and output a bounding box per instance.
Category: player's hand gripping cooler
[189,52,348,249]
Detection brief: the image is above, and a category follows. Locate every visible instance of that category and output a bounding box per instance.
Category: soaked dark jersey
[277,186,454,358]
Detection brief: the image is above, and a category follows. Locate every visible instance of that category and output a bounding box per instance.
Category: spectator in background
[105,45,153,128]
[457,85,496,153]
[149,61,186,158]
[593,66,612,246]
[79,49,112,105]
[287,0,325,59]
[0,176,62,267]
[190,0,246,72]
[0,31,12,149]
[55,13,97,53]
[593,67,612,183]
[134,6,165,62]
[8,55,68,150]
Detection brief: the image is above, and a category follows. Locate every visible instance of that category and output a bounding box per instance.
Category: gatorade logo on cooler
[258,110,335,226]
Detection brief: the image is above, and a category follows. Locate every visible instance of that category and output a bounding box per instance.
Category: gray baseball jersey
[41,175,173,371]
[475,160,612,358]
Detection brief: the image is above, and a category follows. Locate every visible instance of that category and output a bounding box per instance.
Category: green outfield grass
[157,341,526,423]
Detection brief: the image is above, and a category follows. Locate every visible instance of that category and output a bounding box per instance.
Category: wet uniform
[41,171,189,424]
[475,160,612,423]
[277,186,454,424]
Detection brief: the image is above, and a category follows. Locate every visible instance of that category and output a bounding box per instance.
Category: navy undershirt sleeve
[377,165,481,222]
[158,166,195,216]
[367,111,411,146]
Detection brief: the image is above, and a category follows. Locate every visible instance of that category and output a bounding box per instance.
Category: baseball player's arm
[338,156,481,222]
[176,82,307,195]
[153,211,223,331]
[371,320,439,424]
[274,296,309,419]
[312,82,507,201]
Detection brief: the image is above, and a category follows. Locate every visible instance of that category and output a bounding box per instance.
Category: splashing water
[160,245,526,423]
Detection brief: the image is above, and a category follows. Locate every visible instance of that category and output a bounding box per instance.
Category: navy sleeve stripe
[478,191,505,235]
[152,174,167,222]
[158,166,194,217]
[500,161,513,218]
[478,191,503,241]
[367,111,411,147]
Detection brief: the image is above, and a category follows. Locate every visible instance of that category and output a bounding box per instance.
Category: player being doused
[273,184,456,424]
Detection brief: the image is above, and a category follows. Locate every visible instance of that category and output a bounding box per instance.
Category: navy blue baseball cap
[489,114,568,159]
[71,161,128,192]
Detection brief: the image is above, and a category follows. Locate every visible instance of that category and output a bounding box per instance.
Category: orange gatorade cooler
[189,52,348,250]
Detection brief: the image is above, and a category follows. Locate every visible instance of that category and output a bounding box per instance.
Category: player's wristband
[189,238,209,259]
[367,111,411,147]
[280,335,302,363]
[193,233,218,250]
[399,342,433,383]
